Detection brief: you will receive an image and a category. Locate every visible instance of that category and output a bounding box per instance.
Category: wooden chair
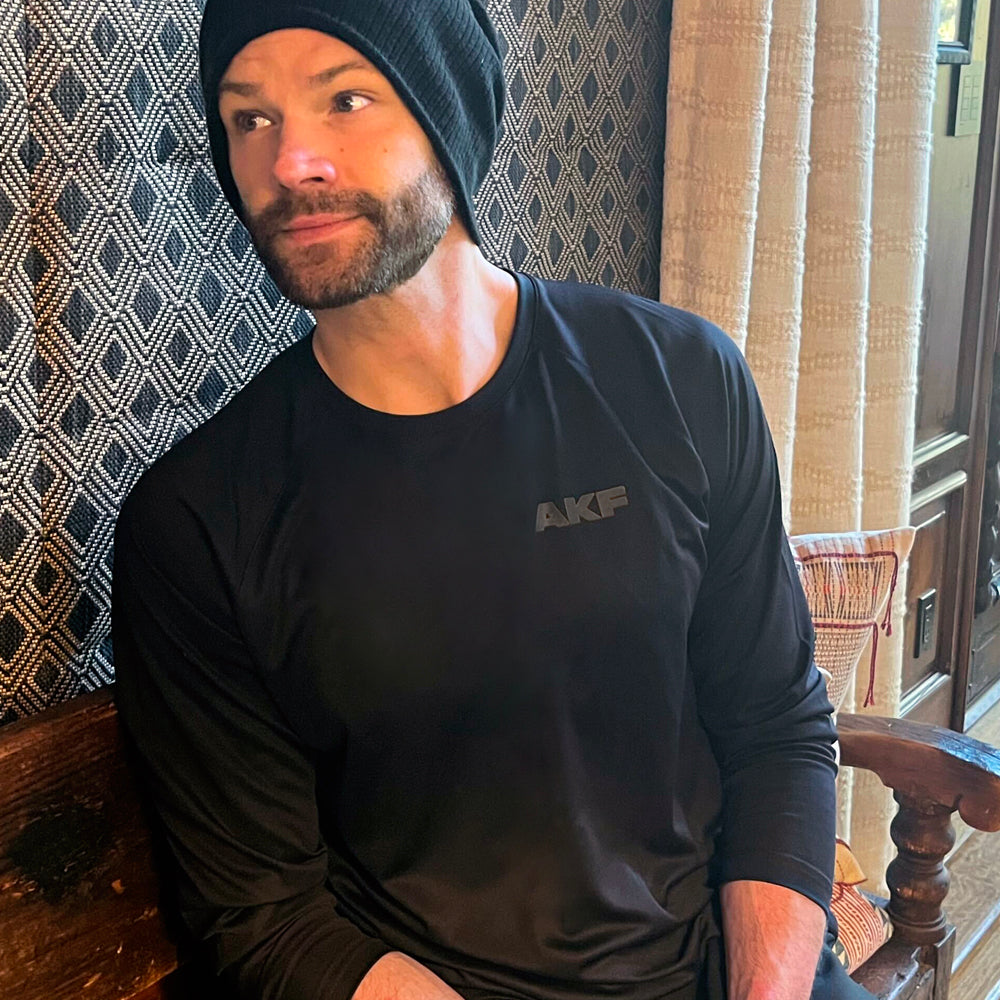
[1,689,999,1000]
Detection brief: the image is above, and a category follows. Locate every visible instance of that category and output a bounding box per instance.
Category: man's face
[218,29,455,310]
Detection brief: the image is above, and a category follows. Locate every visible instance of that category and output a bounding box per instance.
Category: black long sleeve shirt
[113,272,837,1000]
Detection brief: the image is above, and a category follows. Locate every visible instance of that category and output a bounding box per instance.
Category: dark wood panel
[971,296,1000,713]
[903,507,948,694]
[973,347,1000,622]
[916,64,983,446]
[913,12,1000,734]
[969,610,1000,705]
[954,0,1000,730]
[902,672,954,728]
[903,481,967,728]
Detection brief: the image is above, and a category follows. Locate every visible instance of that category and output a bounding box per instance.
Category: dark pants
[811,937,877,1000]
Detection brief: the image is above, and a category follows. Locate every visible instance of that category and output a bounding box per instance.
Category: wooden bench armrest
[837,712,1000,832]
[4,695,998,998]
[837,711,1000,949]
[0,687,180,1000]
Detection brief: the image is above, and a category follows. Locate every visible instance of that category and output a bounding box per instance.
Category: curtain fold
[660,0,772,350]
[853,0,937,879]
[660,0,938,883]
[744,0,816,521]
[791,0,878,538]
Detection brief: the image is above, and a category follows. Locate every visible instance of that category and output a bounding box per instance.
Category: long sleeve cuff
[222,894,393,1000]
[709,755,837,915]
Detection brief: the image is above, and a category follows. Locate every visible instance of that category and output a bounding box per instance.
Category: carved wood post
[885,792,956,945]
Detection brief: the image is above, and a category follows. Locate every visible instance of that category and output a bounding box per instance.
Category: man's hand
[720,880,827,1000]
[352,952,465,1000]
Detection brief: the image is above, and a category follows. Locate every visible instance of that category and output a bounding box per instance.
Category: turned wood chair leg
[886,793,955,945]
[886,793,958,1000]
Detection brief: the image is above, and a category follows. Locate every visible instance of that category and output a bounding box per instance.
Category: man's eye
[234,112,271,133]
[333,93,372,113]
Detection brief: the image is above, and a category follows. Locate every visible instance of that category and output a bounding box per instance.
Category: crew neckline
[304,270,536,435]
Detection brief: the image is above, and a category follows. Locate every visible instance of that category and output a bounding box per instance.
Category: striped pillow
[789,528,916,711]
[830,839,893,973]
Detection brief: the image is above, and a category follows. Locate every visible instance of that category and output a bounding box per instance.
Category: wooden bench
[2,689,1000,1000]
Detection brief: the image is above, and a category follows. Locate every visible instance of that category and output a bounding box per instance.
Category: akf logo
[535,485,629,532]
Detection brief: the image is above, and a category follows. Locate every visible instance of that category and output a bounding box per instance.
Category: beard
[244,162,455,311]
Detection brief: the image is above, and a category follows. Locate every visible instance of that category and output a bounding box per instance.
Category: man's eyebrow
[307,60,372,87]
[217,79,260,98]
[218,60,372,99]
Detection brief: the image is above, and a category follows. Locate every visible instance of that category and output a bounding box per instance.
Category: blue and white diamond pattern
[0,0,668,723]
[481,0,669,292]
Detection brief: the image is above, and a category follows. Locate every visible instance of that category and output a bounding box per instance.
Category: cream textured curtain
[660,0,937,884]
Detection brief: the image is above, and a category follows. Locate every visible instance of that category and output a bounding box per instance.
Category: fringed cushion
[789,528,916,711]
[830,839,893,973]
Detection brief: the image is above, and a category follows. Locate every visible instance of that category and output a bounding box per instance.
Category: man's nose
[272,122,338,190]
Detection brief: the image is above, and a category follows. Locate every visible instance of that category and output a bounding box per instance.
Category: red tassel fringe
[863,550,901,709]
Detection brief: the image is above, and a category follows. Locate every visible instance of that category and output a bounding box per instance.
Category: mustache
[247,190,383,237]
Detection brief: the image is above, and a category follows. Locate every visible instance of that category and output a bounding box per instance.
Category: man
[112,2,865,998]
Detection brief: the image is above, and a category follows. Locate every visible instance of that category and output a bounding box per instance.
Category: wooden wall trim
[955,0,1000,730]
[912,471,969,512]
[912,434,970,497]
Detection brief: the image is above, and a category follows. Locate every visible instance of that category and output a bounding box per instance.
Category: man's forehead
[220,28,378,89]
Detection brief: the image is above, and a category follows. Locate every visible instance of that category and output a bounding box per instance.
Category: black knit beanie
[198,0,505,244]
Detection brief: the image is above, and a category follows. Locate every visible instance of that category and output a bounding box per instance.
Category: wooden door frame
[952,0,1000,731]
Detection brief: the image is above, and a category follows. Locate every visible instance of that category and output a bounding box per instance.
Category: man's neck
[310,223,519,416]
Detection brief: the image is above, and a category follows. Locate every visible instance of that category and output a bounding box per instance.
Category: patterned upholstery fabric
[789,528,916,712]
[830,839,893,974]
[0,1,670,722]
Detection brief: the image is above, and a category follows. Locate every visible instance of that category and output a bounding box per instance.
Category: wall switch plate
[915,589,937,658]
[951,61,985,137]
